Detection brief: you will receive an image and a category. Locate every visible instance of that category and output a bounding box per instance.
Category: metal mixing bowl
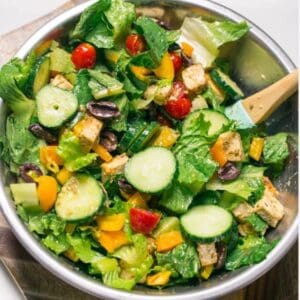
[0,0,298,299]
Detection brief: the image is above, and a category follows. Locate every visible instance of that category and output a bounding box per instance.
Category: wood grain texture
[0,1,298,299]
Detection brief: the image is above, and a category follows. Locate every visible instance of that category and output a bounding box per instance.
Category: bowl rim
[0,0,298,299]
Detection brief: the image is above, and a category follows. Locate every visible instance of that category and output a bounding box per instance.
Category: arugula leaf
[245,214,268,235]
[57,131,97,171]
[263,133,289,174]
[131,17,169,68]
[73,69,93,105]
[207,165,265,199]
[160,180,194,214]
[225,236,277,270]
[71,0,112,39]
[156,243,199,279]
[178,17,249,68]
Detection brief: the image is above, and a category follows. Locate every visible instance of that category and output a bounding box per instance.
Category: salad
[0,0,290,291]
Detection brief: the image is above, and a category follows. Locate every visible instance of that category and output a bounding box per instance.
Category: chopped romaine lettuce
[156,243,199,279]
[57,131,97,171]
[73,69,93,105]
[42,234,69,255]
[245,213,268,235]
[207,165,266,199]
[178,17,249,68]
[225,236,278,270]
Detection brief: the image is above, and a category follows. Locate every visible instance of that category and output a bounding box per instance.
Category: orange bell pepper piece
[155,230,184,252]
[210,139,228,167]
[37,176,58,212]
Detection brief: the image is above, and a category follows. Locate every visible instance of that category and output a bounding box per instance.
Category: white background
[0,0,298,64]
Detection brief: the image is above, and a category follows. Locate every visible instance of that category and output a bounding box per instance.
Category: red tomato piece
[71,42,97,69]
[164,97,192,119]
[130,208,160,234]
[169,52,183,73]
[125,34,146,56]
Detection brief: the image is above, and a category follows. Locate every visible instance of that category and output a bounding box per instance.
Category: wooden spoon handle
[242,69,298,124]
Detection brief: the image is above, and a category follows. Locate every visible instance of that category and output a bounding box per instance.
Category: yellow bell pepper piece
[97,230,128,253]
[35,39,53,56]
[249,137,264,161]
[56,167,73,185]
[93,144,113,162]
[130,65,151,81]
[146,271,172,286]
[181,42,194,57]
[127,192,149,208]
[151,126,179,148]
[155,230,183,252]
[200,264,214,280]
[96,213,125,231]
[40,146,63,173]
[153,52,174,80]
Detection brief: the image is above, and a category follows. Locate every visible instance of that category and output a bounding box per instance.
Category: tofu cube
[254,187,284,227]
[101,154,129,177]
[182,64,207,92]
[197,243,218,267]
[73,115,103,152]
[232,201,254,222]
[218,131,244,161]
[51,74,73,91]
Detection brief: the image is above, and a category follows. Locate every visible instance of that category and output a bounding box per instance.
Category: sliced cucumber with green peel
[180,205,233,243]
[128,122,160,155]
[183,109,229,137]
[36,84,78,128]
[26,55,50,97]
[119,121,147,153]
[210,69,244,101]
[10,183,39,208]
[125,147,176,193]
[55,174,103,221]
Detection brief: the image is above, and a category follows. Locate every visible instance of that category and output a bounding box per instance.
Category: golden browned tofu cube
[254,186,284,228]
[218,131,244,161]
[73,115,103,152]
[51,74,73,91]
[197,243,218,267]
[232,201,254,222]
[101,154,129,177]
[182,64,207,92]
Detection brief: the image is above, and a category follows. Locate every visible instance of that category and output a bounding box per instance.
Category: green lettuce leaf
[109,94,129,132]
[57,131,97,171]
[263,133,289,174]
[156,243,199,279]
[207,165,265,199]
[42,234,69,255]
[73,69,93,105]
[225,236,278,270]
[71,0,112,39]
[131,17,169,69]
[28,213,66,236]
[160,180,194,214]
[245,213,268,235]
[178,17,249,68]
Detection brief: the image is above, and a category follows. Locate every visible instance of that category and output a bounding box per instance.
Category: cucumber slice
[36,84,78,128]
[183,109,229,137]
[180,205,233,243]
[10,183,39,208]
[128,122,160,155]
[119,121,147,153]
[210,69,244,101]
[152,217,180,238]
[55,174,103,221]
[26,55,51,97]
[125,147,176,193]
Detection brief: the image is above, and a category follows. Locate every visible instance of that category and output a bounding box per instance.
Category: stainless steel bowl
[0,0,298,299]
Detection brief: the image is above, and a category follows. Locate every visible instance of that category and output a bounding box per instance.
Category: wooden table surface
[0,1,298,299]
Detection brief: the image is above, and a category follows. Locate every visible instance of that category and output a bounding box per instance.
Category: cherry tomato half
[125,34,146,56]
[164,97,192,119]
[169,52,183,73]
[71,42,97,69]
